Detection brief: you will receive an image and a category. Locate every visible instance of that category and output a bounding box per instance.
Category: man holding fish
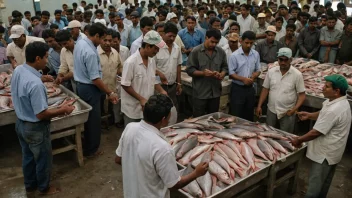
[115,94,208,198]
[291,74,351,198]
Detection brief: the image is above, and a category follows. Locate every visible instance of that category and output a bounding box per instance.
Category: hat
[265,25,277,34]
[228,33,239,42]
[9,25,25,39]
[143,30,166,48]
[116,12,125,20]
[258,13,266,18]
[130,11,140,17]
[277,48,292,58]
[324,74,349,94]
[278,4,288,10]
[166,13,177,21]
[67,20,82,28]
[94,18,107,26]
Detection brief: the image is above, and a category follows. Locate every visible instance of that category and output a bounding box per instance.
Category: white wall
[0,0,35,25]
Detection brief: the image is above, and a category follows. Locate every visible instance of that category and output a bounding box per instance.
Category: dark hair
[337,2,346,10]
[240,4,251,10]
[0,26,5,34]
[288,17,296,23]
[150,16,156,21]
[11,18,21,25]
[334,11,342,18]
[140,16,153,28]
[81,1,87,5]
[206,29,221,40]
[125,8,132,16]
[330,82,347,96]
[12,10,22,18]
[72,2,78,7]
[84,24,91,32]
[25,42,50,63]
[286,23,296,31]
[241,31,256,41]
[345,17,352,26]
[207,10,217,16]
[159,10,168,17]
[31,16,40,22]
[325,1,332,9]
[112,30,120,40]
[41,11,50,17]
[84,11,93,18]
[109,12,116,17]
[50,24,59,30]
[302,5,310,10]
[321,15,327,19]
[209,17,221,26]
[290,7,300,12]
[198,6,205,12]
[299,11,311,19]
[88,22,107,37]
[275,16,284,23]
[62,4,68,7]
[42,29,56,39]
[67,9,73,14]
[327,15,337,21]
[309,16,318,22]
[106,29,114,37]
[109,5,115,9]
[143,94,173,124]
[24,11,31,15]
[230,22,240,31]
[155,22,165,31]
[95,9,104,15]
[186,16,196,22]
[55,30,72,42]
[164,22,178,34]
[54,10,62,15]
[75,11,83,16]
[225,4,233,10]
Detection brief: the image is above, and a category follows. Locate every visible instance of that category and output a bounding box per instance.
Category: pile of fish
[164,115,299,197]
[259,58,352,98]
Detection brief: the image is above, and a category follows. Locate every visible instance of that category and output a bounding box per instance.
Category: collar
[200,44,217,52]
[97,45,115,55]
[82,37,97,51]
[265,39,277,46]
[23,63,42,78]
[140,120,166,140]
[239,47,254,56]
[186,28,198,34]
[325,96,347,106]
[135,50,144,65]
[274,65,292,74]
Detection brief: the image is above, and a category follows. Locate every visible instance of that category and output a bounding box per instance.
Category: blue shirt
[11,64,48,122]
[178,28,205,50]
[48,48,61,75]
[74,37,102,84]
[229,47,261,85]
[128,25,142,47]
[53,20,65,30]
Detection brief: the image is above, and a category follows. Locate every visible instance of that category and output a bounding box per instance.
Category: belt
[232,82,253,88]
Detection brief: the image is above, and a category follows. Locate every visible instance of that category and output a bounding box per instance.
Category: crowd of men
[5,0,352,197]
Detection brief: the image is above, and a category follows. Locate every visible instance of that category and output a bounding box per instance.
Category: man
[318,15,327,30]
[237,4,255,35]
[98,29,123,125]
[279,24,298,56]
[130,16,153,55]
[66,9,74,22]
[114,12,129,47]
[119,0,130,17]
[72,2,79,12]
[178,16,205,64]
[136,1,146,16]
[319,16,342,63]
[275,17,286,41]
[155,22,182,111]
[292,74,351,198]
[24,11,31,22]
[142,3,156,17]
[197,7,208,30]
[78,1,86,13]
[253,13,269,42]
[158,10,167,23]
[256,48,306,133]
[12,10,31,32]
[256,26,284,64]
[186,29,228,117]
[123,9,133,27]
[107,12,117,30]
[278,4,291,27]
[68,20,87,44]
[115,94,208,198]
[33,11,51,38]
[128,11,142,47]
[81,11,93,31]
[336,18,352,65]
[74,11,83,22]
[209,17,228,48]
[222,33,239,63]
[295,12,310,33]
[55,30,76,91]
[74,23,118,157]
[11,42,75,196]
[298,16,320,60]
[52,10,65,30]
[121,30,167,126]
[290,7,300,19]
[228,31,260,121]
[42,30,61,76]
[7,25,45,68]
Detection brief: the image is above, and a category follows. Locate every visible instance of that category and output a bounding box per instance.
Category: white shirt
[263,66,305,119]
[119,45,130,64]
[155,43,182,85]
[107,23,117,30]
[222,44,236,64]
[116,25,130,47]
[275,28,286,41]
[307,96,351,165]
[77,6,85,13]
[142,10,156,17]
[237,14,255,35]
[121,51,158,119]
[130,35,143,55]
[123,18,132,27]
[335,19,344,32]
[6,36,45,67]
[119,3,130,16]
[217,36,228,48]
[116,121,181,198]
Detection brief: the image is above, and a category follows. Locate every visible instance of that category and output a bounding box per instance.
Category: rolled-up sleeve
[220,51,228,74]
[185,50,199,76]
[85,52,101,81]
[121,61,134,86]
[155,148,181,188]
[58,51,69,74]
[254,53,261,72]
[296,73,306,93]
[29,84,48,115]
[262,72,270,89]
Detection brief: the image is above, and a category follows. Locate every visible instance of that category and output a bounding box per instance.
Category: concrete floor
[1,124,352,198]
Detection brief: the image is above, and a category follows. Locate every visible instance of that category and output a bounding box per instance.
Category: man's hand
[108,93,119,104]
[139,97,147,110]
[297,111,310,121]
[55,76,64,84]
[159,72,168,85]
[194,162,208,177]
[243,78,253,86]
[306,53,312,59]
[160,90,168,96]
[11,60,17,68]
[203,69,215,77]
[59,100,75,115]
[41,75,54,82]
[255,107,262,117]
[176,84,182,95]
[286,109,295,116]
[290,137,302,148]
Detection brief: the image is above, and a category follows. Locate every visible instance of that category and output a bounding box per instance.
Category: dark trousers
[161,83,179,112]
[15,119,52,192]
[77,83,102,156]
[192,97,220,117]
[230,83,255,121]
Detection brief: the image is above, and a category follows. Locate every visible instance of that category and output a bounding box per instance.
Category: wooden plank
[75,124,84,167]
[273,170,296,188]
[287,159,303,195]
[52,144,76,155]
[51,129,76,140]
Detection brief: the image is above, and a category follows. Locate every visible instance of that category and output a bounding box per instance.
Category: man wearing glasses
[256,48,306,133]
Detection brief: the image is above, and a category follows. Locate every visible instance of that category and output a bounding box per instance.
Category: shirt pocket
[212,58,221,71]
[270,79,277,90]
[199,59,208,70]
[283,82,295,94]
[134,72,144,82]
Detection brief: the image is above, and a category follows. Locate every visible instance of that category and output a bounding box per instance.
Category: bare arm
[292,92,306,112]
[291,129,322,147]
[154,84,167,95]
[8,56,17,68]
[36,103,73,120]
[257,87,269,108]
[115,156,121,165]
[122,85,146,102]
[92,78,113,94]
[170,171,199,190]
[251,71,261,80]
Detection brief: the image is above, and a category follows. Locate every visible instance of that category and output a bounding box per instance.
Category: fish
[189,144,213,162]
[164,131,178,137]
[172,139,187,155]
[225,128,258,138]
[223,140,248,165]
[213,144,228,158]
[213,132,243,141]
[172,122,205,130]
[211,175,221,195]
[213,152,234,180]
[48,95,67,106]
[247,138,269,161]
[256,131,289,140]
[195,119,211,128]
[240,142,257,171]
[232,124,265,132]
[183,117,202,123]
[209,161,233,185]
[182,180,203,198]
[217,180,228,189]
[196,171,212,197]
[198,135,223,144]
[208,122,225,130]
[217,143,247,169]
[266,138,289,154]
[201,151,213,163]
[48,87,62,98]
[276,140,296,151]
[191,152,205,168]
[208,116,236,124]
[172,128,202,134]
[258,123,271,131]
[176,135,198,159]
[264,141,278,163]
[257,140,274,161]
[0,96,12,110]
[169,133,190,145]
[178,149,194,165]
[218,153,247,178]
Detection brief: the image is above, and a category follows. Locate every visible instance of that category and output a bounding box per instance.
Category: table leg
[266,166,276,198]
[75,124,84,167]
[287,158,302,195]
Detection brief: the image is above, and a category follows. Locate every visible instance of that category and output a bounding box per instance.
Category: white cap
[143,30,166,48]
[166,13,177,21]
[67,20,82,28]
[94,19,107,27]
[258,13,266,18]
[10,25,25,39]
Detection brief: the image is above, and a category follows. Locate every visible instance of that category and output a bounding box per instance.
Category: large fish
[172,139,187,155]
[196,171,212,197]
[266,138,289,154]
[225,128,257,138]
[172,122,205,130]
[213,132,243,141]
[173,128,202,134]
[218,153,247,178]
[178,149,194,165]
[189,144,213,162]
[195,119,211,128]
[209,161,233,185]
[169,133,190,145]
[276,140,296,151]
[191,152,205,168]
[198,135,223,144]
[208,115,236,124]
[213,152,234,180]
[211,175,222,195]
[224,140,248,165]
[233,124,265,132]
[217,143,247,169]
[182,180,203,198]
[264,141,278,163]
[240,142,257,171]
[247,138,269,161]
[256,131,289,140]
[176,135,198,159]
[0,96,12,110]
[257,140,274,161]
[48,95,67,106]
[201,151,213,163]
[209,122,225,130]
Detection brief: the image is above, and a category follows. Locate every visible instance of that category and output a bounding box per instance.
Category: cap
[9,25,25,39]
[143,30,166,48]
[116,12,125,20]
[67,20,82,28]
[278,4,288,10]
[258,13,266,18]
[324,74,349,94]
[277,47,292,58]
[265,25,277,34]
[130,11,140,17]
[94,18,107,26]
[228,33,239,42]
[166,13,177,21]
